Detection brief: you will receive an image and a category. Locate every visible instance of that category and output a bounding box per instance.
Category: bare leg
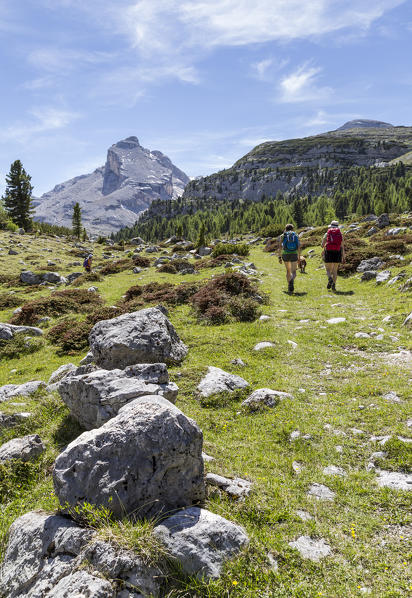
[290,261,298,281]
[284,261,293,282]
[331,263,339,283]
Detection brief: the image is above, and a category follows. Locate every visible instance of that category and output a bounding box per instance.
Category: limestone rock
[20,270,42,285]
[322,465,346,477]
[376,270,391,284]
[48,363,76,386]
[205,473,252,498]
[0,323,43,340]
[253,341,276,350]
[361,270,377,281]
[42,272,66,284]
[0,412,32,428]
[403,312,412,327]
[326,317,346,324]
[66,272,83,284]
[153,507,249,579]
[377,213,390,228]
[58,363,179,429]
[197,366,249,398]
[376,470,412,491]
[79,351,94,365]
[357,257,383,272]
[0,380,46,402]
[89,307,188,369]
[0,511,161,598]
[307,483,335,501]
[241,388,292,411]
[53,395,205,519]
[288,536,331,561]
[0,434,45,463]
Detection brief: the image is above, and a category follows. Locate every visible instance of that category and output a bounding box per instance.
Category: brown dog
[298,256,307,273]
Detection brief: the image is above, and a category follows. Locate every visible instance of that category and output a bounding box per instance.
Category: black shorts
[324,249,342,263]
[282,253,298,262]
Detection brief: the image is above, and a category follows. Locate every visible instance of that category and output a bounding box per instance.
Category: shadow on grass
[281,291,308,297]
[333,290,355,296]
[52,414,84,450]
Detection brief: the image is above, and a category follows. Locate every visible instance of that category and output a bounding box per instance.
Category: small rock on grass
[292,461,303,474]
[323,465,346,477]
[326,317,346,324]
[383,391,402,403]
[241,388,292,411]
[307,483,335,501]
[0,381,46,402]
[289,536,331,561]
[202,451,214,462]
[376,471,412,491]
[197,366,249,398]
[0,412,32,428]
[153,506,249,579]
[253,341,275,351]
[0,434,45,464]
[205,473,252,499]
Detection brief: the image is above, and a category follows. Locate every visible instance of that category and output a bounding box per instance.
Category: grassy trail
[0,238,410,597]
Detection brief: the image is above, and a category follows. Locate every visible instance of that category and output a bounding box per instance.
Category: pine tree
[3,160,34,230]
[72,202,82,239]
[82,227,87,242]
[196,221,207,248]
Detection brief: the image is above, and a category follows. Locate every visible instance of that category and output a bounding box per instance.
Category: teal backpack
[282,231,299,252]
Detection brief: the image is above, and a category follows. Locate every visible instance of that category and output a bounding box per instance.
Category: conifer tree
[3,160,34,230]
[72,202,82,239]
[196,221,207,248]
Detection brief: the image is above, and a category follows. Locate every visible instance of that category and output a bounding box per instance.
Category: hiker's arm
[297,238,301,259]
[278,236,283,261]
[341,239,345,263]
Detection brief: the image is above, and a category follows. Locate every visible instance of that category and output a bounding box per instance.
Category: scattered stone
[79,351,94,365]
[58,363,178,429]
[323,465,346,477]
[241,388,292,411]
[53,395,205,519]
[48,363,76,386]
[89,307,188,369]
[0,434,45,463]
[287,340,298,349]
[42,272,66,284]
[350,428,365,436]
[365,226,378,237]
[327,317,346,324]
[383,391,402,403]
[0,380,46,402]
[292,461,303,474]
[355,332,370,338]
[376,270,391,284]
[357,257,383,272]
[376,471,412,491]
[0,412,32,428]
[403,312,412,328]
[253,341,276,350]
[259,315,271,321]
[0,323,43,341]
[19,270,42,285]
[335,445,343,453]
[8,249,18,255]
[230,358,245,366]
[296,510,313,522]
[66,272,83,284]
[197,366,249,398]
[202,451,214,462]
[205,473,252,498]
[290,430,301,440]
[377,213,390,228]
[361,270,377,281]
[153,506,249,579]
[307,483,335,501]
[0,511,161,598]
[288,536,331,561]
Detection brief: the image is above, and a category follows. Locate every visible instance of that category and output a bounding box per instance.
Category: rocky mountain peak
[337,119,394,131]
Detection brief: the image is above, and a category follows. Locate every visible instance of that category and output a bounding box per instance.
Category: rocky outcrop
[197,366,249,397]
[58,363,178,429]
[153,507,249,579]
[241,388,293,410]
[0,323,43,340]
[53,395,205,519]
[33,136,190,235]
[0,380,46,402]
[89,307,188,369]
[0,511,162,598]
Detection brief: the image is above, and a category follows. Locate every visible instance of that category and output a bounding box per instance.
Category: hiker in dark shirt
[278,223,301,293]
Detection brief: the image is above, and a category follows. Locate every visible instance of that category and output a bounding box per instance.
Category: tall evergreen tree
[3,160,34,230]
[72,202,82,239]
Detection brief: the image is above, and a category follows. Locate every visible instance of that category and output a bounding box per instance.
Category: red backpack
[326,227,342,251]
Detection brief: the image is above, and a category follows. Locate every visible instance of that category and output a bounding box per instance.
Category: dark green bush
[211,243,249,258]
[71,272,103,287]
[158,263,177,274]
[100,259,133,275]
[0,333,44,360]
[11,289,102,325]
[0,293,23,309]
[228,297,261,321]
[133,255,151,268]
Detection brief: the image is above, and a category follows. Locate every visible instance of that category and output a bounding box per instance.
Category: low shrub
[0,274,20,287]
[211,243,249,257]
[122,281,199,309]
[194,254,234,269]
[10,289,102,326]
[264,238,278,253]
[0,333,44,360]
[133,256,151,268]
[0,293,23,309]
[158,263,177,274]
[200,305,229,325]
[228,296,261,322]
[71,272,103,287]
[100,259,133,275]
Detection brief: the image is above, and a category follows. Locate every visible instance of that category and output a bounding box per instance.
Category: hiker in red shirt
[321,220,345,291]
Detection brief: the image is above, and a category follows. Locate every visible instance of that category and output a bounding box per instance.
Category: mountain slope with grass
[0,217,411,597]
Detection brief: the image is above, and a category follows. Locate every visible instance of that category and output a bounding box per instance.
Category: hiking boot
[327,276,333,289]
[331,281,336,291]
[288,280,294,293]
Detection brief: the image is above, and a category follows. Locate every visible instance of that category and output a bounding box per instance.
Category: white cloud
[279,64,332,103]
[0,108,81,143]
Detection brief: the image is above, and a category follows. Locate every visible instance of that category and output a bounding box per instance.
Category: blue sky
[0,0,411,196]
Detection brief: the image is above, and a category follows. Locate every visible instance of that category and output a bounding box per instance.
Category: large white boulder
[89,307,188,369]
[153,507,249,579]
[58,363,179,429]
[0,511,161,598]
[53,395,205,520]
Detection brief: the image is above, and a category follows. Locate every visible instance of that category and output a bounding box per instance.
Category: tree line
[113,163,412,242]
